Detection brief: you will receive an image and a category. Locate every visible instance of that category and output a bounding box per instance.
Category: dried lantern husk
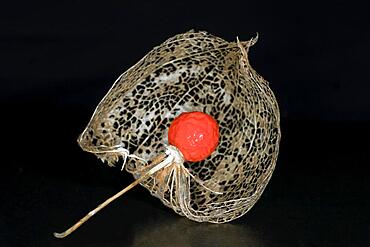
[77,30,281,223]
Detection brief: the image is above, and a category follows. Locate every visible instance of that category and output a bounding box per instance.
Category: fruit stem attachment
[53,171,150,238]
[53,152,167,239]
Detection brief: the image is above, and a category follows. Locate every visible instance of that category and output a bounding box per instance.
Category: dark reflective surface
[2,0,370,246]
[2,121,370,246]
[130,216,265,247]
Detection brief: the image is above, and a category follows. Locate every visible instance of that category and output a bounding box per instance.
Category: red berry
[168,112,219,162]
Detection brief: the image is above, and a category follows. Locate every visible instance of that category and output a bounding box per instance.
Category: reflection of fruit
[168,111,219,162]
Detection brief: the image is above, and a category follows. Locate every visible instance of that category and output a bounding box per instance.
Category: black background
[1,1,370,246]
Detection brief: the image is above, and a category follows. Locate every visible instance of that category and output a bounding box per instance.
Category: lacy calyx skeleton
[54,30,281,238]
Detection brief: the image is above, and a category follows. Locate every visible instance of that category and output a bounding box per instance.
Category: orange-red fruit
[168,111,219,162]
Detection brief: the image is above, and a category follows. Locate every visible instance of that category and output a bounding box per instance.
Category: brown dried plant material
[54,30,281,238]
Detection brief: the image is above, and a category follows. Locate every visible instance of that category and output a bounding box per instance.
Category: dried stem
[53,154,165,238]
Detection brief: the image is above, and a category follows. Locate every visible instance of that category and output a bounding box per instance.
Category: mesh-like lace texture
[78,30,281,223]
